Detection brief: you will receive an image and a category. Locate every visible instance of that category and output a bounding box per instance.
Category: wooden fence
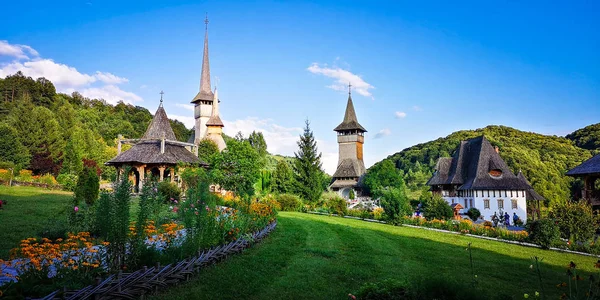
[35,221,277,300]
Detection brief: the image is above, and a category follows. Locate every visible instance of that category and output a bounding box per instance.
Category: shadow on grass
[153,212,594,300]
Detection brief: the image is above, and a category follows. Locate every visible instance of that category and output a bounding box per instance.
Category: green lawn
[0,186,73,259]
[155,212,599,299]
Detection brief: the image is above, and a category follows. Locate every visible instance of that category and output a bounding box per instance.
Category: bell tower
[330,84,367,197]
[191,14,214,144]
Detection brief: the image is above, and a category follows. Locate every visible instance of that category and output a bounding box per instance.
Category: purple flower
[74,206,79,212]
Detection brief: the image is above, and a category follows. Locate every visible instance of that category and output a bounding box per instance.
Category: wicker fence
[35,221,277,300]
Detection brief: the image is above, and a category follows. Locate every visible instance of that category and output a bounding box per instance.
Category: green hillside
[566,123,600,150]
[372,125,595,205]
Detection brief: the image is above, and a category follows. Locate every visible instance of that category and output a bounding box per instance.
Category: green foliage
[74,166,99,206]
[106,173,132,271]
[325,193,348,216]
[370,125,594,205]
[248,131,268,157]
[466,207,481,221]
[379,186,412,223]
[197,138,219,163]
[566,122,600,150]
[210,138,261,199]
[56,173,78,191]
[527,218,560,249]
[0,123,30,170]
[256,169,272,194]
[272,160,294,193]
[549,201,599,242]
[157,181,181,203]
[422,195,453,220]
[61,139,83,175]
[293,119,324,204]
[364,159,404,197]
[349,189,356,200]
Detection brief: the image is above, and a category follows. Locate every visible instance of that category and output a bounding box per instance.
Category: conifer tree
[272,160,293,194]
[293,119,324,203]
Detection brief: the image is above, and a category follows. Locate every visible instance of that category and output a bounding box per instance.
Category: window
[512,200,518,209]
[470,199,474,208]
[451,199,455,204]
[484,199,490,209]
[498,199,504,209]
[464,199,468,208]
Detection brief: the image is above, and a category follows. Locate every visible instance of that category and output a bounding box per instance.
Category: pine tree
[293,119,324,203]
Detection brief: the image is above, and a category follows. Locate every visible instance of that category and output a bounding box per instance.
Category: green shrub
[527,218,560,249]
[549,201,599,242]
[158,181,181,203]
[326,194,348,216]
[57,173,78,191]
[422,195,453,221]
[38,173,57,185]
[378,187,412,223]
[466,207,481,221]
[276,193,302,211]
[355,278,409,300]
[75,166,99,206]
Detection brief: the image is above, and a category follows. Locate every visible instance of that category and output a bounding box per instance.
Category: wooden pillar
[159,166,166,182]
[137,165,145,191]
[170,168,175,183]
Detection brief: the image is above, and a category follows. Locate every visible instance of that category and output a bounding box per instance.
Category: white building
[427,136,543,223]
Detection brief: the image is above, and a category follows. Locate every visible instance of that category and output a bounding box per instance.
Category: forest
[368,124,600,205]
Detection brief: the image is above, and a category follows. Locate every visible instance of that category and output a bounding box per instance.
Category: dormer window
[489,169,503,178]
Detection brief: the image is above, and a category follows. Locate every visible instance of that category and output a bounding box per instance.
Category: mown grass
[155,212,599,299]
[0,186,73,259]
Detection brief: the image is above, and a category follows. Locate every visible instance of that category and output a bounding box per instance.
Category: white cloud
[0,41,140,104]
[373,128,391,139]
[307,62,374,99]
[413,105,422,111]
[395,111,407,119]
[0,40,39,59]
[95,71,129,84]
[176,103,195,112]
[223,117,303,156]
[169,114,196,128]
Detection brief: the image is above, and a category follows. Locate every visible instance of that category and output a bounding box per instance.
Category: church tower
[205,87,226,151]
[330,84,367,199]
[191,15,214,145]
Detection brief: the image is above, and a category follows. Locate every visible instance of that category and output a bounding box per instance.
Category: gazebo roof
[566,154,600,176]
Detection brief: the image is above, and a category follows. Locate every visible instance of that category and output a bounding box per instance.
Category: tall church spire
[206,87,224,127]
[191,13,214,103]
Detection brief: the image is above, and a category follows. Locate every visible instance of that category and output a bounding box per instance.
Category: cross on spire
[348,82,352,96]
[159,90,164,106]
[204,13,209,30]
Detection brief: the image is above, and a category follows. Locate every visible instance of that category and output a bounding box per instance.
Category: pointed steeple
[191,14,215,103]
[206,87,224,127]
[333,86,367,132]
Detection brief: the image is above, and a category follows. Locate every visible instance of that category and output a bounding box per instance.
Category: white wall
[442,189,527,224]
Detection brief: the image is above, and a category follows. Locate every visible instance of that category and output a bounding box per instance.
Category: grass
[155,212,600,300]
[0,185,73,259]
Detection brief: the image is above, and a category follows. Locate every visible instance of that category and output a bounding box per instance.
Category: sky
[1,0,599,174]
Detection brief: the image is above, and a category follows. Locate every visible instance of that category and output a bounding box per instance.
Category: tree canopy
[293,120,324,203]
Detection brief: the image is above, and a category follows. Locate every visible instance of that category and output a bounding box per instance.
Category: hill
[566,123,600,150]
[371,125,595,205]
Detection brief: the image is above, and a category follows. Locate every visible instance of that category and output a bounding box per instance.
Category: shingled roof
[517,171,545,201]
[191,18,214,103]
[566,154,600,176]
[427,136,530,190]
[333,95,367,132]
[106,105,203,166]
[332,158,366,178]
[206,88,224,127]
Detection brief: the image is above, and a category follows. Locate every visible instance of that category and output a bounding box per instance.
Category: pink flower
[173,207,179,213]
[74,206,79,212]
[190,204,194,208]
[195,211,199,215]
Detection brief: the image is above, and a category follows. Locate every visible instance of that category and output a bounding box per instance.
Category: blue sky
[1,0,598,174]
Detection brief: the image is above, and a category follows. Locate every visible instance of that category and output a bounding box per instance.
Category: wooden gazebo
[567,154,600,207]
[106,102,206,192]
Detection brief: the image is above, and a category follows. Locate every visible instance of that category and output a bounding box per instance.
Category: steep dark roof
[106,141,202,165]
[566,154,600,176]
[517,171,545,201]
[427,136,529,190]
[191,21,214,103]
[142,106,177,141]
[333,95,367,132]
[332,158,366,178]
[426,157,452,185]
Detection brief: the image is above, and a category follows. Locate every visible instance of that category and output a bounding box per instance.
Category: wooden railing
[36,221,277,300]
